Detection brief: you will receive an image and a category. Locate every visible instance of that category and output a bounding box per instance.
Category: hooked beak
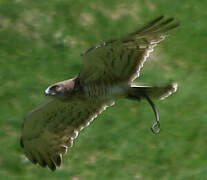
[44,86,56,96]
[44,84,64,96]
[45,87,50,96]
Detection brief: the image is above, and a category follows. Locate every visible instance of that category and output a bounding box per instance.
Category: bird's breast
[84,81,129,100]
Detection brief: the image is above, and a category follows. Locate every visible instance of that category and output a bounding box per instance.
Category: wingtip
[157,15,165,20]
[20,137,24,148]
[25,151,38,164]
[52,154,62,167]
[49,164,56,171]
[39,160,47,168]
[131,15,179,36]
[56,155,62,167]
[153,15,180,27]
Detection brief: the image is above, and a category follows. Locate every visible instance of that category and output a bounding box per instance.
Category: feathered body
[21,16,179,171]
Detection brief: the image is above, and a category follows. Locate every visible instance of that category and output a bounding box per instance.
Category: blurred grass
[0,0,207,179]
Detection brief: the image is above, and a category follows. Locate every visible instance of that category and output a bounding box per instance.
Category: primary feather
[21,97,114,171]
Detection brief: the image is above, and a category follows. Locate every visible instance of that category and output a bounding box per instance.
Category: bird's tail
[127,82,177,134]
[127,82,178,100]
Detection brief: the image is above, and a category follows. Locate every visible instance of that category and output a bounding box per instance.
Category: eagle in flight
[20,16,179,171]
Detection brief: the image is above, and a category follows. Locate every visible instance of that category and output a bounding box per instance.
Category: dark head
[45,78,76,98]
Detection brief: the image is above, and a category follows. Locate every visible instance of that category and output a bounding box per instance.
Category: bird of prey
[20,16,179,171]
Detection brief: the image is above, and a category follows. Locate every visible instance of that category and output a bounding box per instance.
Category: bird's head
[45,78,76,98]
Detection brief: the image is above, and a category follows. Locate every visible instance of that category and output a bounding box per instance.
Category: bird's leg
[143,94,160,134]
[127,86,161,134]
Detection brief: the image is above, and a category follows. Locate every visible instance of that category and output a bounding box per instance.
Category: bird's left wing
[79,16,179,83]
[21,98,113,171]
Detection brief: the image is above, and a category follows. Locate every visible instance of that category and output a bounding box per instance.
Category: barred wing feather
[80,16,179,83]
[21,98,113,170]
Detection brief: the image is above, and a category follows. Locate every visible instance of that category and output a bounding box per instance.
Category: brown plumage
[21,16,179,171]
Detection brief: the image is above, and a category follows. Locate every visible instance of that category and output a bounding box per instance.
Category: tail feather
[128,83,178,100]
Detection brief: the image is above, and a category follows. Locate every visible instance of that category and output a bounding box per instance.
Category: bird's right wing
[21,98,113,171]
[79,16,179,84]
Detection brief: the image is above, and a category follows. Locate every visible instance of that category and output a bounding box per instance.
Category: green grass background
[0,0,207,179]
